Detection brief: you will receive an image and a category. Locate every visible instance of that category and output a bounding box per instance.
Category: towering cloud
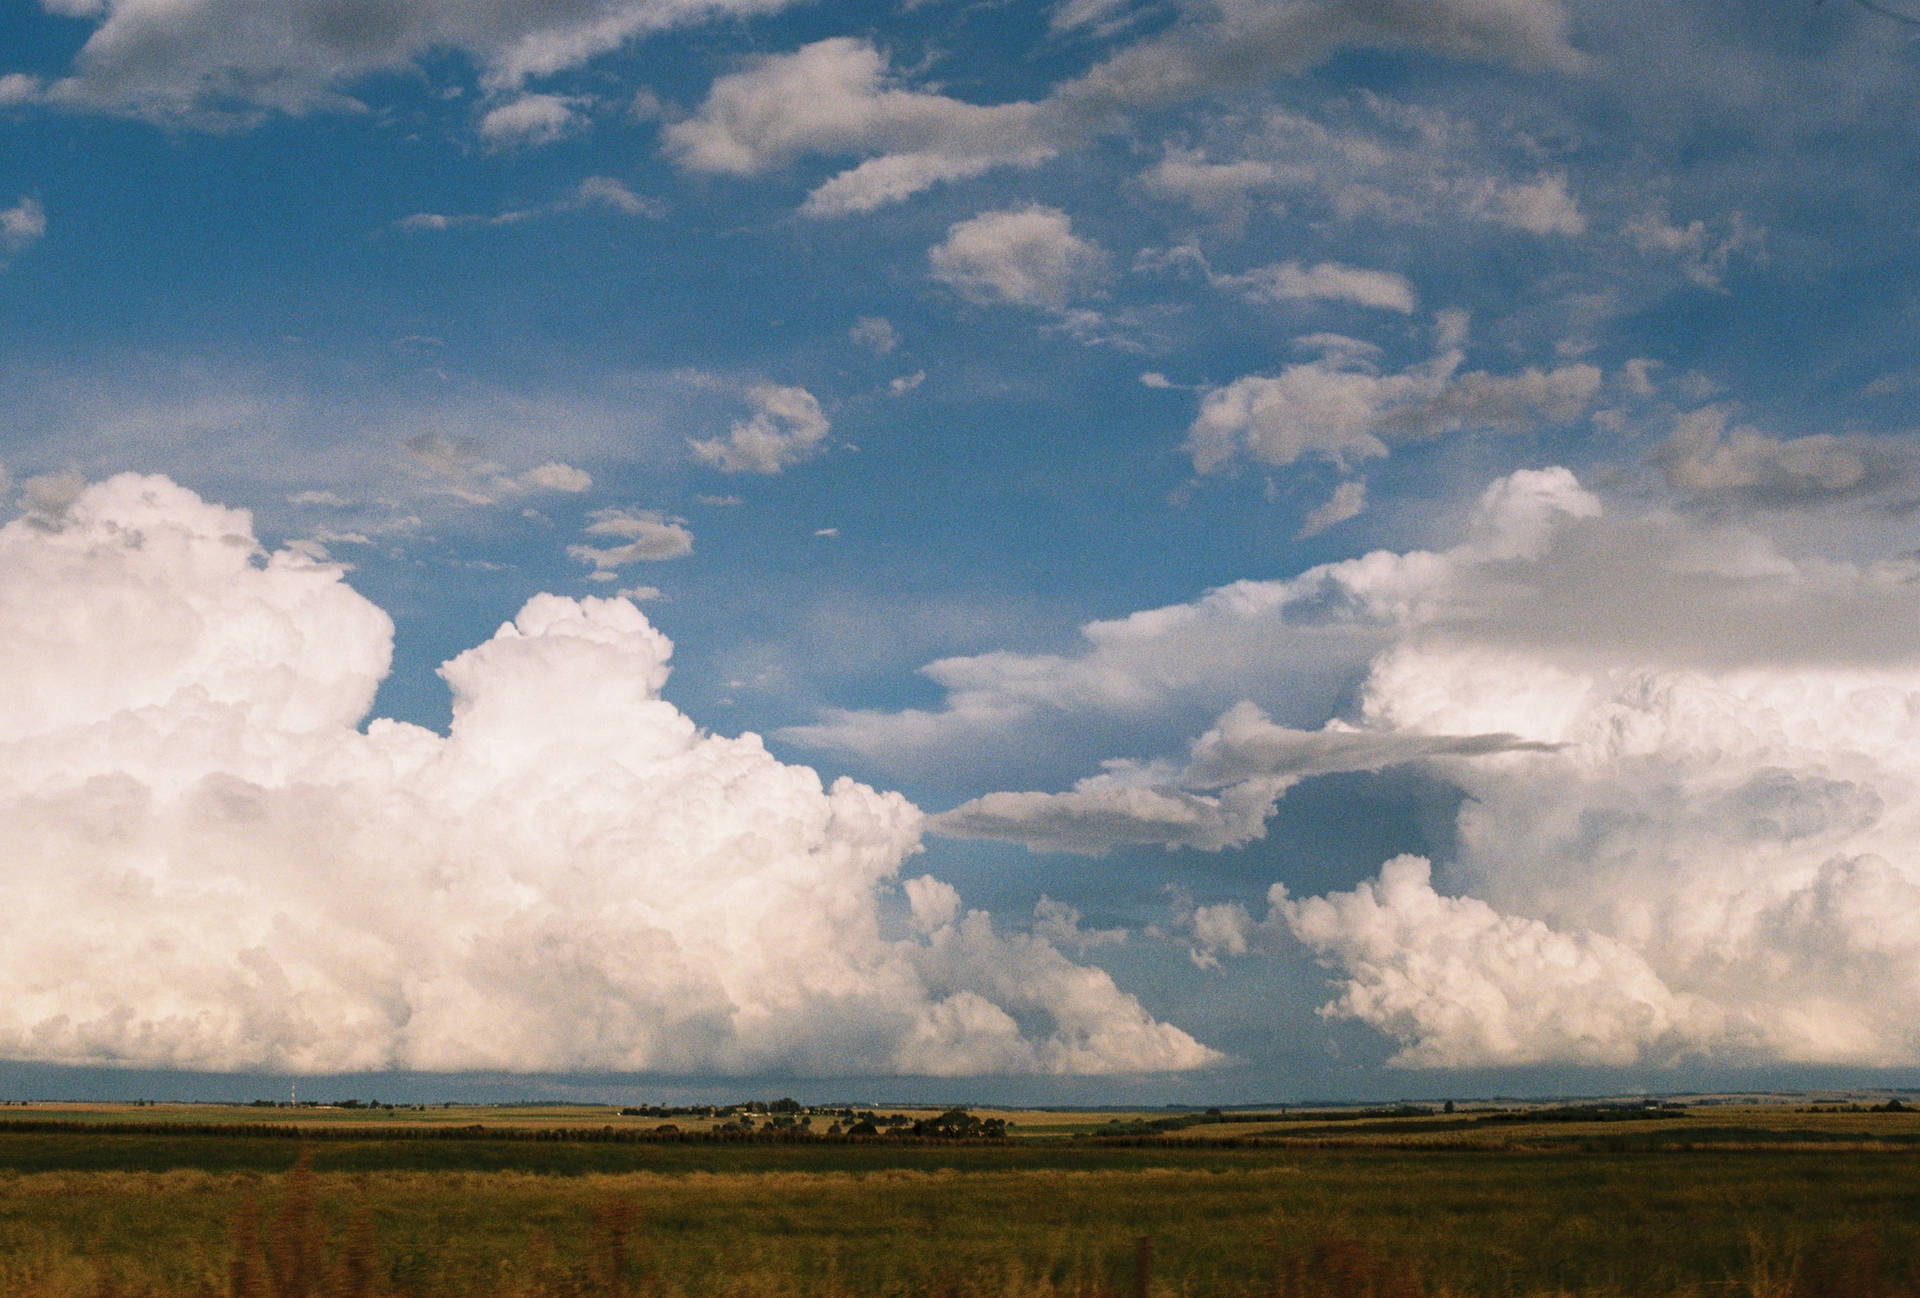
[0,475,1215,1076]
[1164,470,1920,1067]
[809,466,1920,1069]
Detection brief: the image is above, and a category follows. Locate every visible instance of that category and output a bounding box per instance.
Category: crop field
[0,1100,1915,1297]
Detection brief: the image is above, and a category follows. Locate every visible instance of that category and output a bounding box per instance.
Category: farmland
[0,1099,1915,1297]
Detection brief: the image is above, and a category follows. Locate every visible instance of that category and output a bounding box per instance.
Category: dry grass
[3,1105,1918,1298]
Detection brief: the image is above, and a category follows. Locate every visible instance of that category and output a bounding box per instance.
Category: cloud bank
[689,384,831,474]
[807,466,1920,1069]
[933,701,1552,855]
[21,0,799,125]
[1188,320,1602,473]
[667,1,1585,215]
[0,474,1216,1076]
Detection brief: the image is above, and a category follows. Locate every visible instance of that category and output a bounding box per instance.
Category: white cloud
[889,371,926,397]
[1224,261,1418,313]
[1033,896,1127,950]
[1466,170,1585,235]
[665,39,1056,217]
[689,383,831,474]
[1,197,46,256]
[0,474,1216,1076]
[1058,0,1588,116]
[1136,149,1284,230]
[575,175,664,218]
[934,772,1292,855]
[1655,405,1917,511]
[1050,0,1135,34]
[521,461,594,494]
[905,875,962,934]
[20,471,87,524]
[1274,857,1711,1067]
[933,700,1554,855]
[287,489,351,507]
[479,93,584,146]
[1140,105,1588,241]
[1058,467,1920,1069]
[929,207,1112,311]
[0,73,42,106]
[1625,203,1765,289]
[395,177,661,232]
[664,2,1583,218]
[567,507,693,570]
[1143,242,1416,313]
[1298,479,1367,537]
[30,0,801,126]
[784,467,1604,767]
[403,437,595,505]
[1188,328,1602,472]
[850,316,898,355]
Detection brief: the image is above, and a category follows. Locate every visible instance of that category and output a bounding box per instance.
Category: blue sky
[3,0,1920,1103]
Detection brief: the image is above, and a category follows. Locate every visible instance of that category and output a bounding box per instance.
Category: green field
[1,1101,1916,1297]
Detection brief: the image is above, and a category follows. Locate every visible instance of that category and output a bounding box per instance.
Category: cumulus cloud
[667,2,1583,216]
[932,700,1554,855]
[1298,479,1367,537]
[928,207,1112,311]
[1625,203,1765,289]
[0,474,1217,1076]
[934,773,1292,855]
[26,0,800,126]
[521,461,594,494]
[1050,0,1135,34]
[1033,897,1128,951]
[664,39,1057,217]
[849,316,898,355]
[395,176,663,232]
[0,73,41,106]
[689,383,831,474]
[1654,404,1917,512]
[1274,857,1711,1067]
[1057,0,1587,116]
[479,93,584,146]
[1261,640,1920,1068]
[1003,465,1920,1070]
[1465,170,1584,235]
[783,467,1603,766]
[567,507,694,571]
[798,461,1920,1068]
[1223,260,1418,312]
[1137,150,1284,230]
[403,436,594,505]
[1142,242,1416,313]
[1,197,46,257]
[1187,324,1602,472]
[575,176,664,218]
[1139,106,1588,241]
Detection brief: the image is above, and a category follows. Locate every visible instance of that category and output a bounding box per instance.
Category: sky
[2,0,1920,1105]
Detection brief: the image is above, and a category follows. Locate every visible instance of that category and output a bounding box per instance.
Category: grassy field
[0,1101,1915,1297]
